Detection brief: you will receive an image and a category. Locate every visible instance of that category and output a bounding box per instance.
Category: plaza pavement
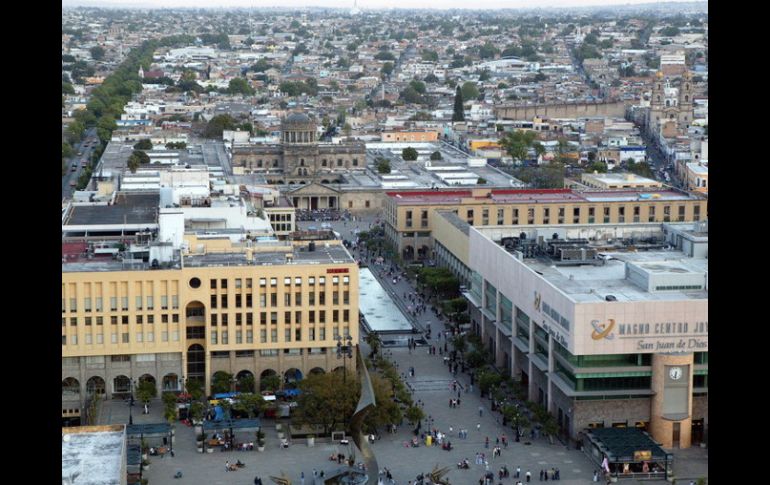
[93,216,705,484]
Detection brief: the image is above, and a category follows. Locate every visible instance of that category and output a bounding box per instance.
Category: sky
[64,0,703,11]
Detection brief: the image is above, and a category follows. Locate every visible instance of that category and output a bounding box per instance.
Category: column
[527,317,536,401]
[204,351,212,396]
[650,353,694,448]
[546,337,554,412]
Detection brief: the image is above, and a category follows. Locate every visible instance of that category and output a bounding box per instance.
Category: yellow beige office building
[62,240,358,421]
[384,188,708,260]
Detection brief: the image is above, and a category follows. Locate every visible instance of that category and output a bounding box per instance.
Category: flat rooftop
[62,426,124,485]
[524,250,707,303]
[359,268,414,333]
[387,188,701,205]
[184,243,354,268]
[64,192,159,227]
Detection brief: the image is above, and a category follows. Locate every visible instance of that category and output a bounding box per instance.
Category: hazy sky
[64,0,702,11]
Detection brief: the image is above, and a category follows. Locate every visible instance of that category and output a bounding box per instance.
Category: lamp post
[129,377,136,426]
[336,334,354,385]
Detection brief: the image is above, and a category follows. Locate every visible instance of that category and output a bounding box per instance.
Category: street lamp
[129,377,136,426]
[336,334,354,384]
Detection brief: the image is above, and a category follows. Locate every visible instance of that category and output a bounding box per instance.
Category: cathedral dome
[284,112,312,125]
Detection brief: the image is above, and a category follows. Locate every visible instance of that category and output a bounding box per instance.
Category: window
[309,292,315,305]
[309,328,315,341]
[246,278,252,289]
[84,298,92,312]
[663,205,671,222]
[160,295,168,309]
[271,312,278,324]
[172,295,178,309]
[246,330,253,343]
[343,276,349,284]
[236,294,242,308]
[111,333,118,343]
[319,277,325,285]
[247,313,253,325]
[352,158,358,166]
[246,294,252,307]
[162,331,168,342]
[172,314,179,323]
[694,204,701,221]
[678,205,685,220]
[557,207,565,223]
[211,332,217,344]
[95,297,103,312]
[618,206,625,223]
[85,334,92,345]
[309,311,315,323]
[110,316,117,325]
[333,310,339,322]
[497,208,504,225]
[271,329,278,343]
[210,295,217,309]
[603,207,611,223]
[235,278,242,289]
[285,329,291,342]
[122,316,128,324]
[221,295,228,309]
[261,312,267,325]
[633,206,640,222]
[271,278,277,287]
[295,293,302,306]
[284,294,291,306]
[85,317,92,326]
[260,329,267,343]
[319,291,325,305]
[319,328,326,340]
[136,315,143,325]
[109,297,116,311]
[222,331,228,345]
[309,277,315,285]
[285,312,291,325]
[319,310,326,323]
[343,310,349,322]
[162,314,168,323]
[221,279,228,289]
[527,208,534,224]
[146,296,153,310]
[543,207,550,224]
[122,333,129,343]
[333,292,339,305]
[482,209,489,225]
[147,315,154,324]
[260,278,266,287]
[222,314,228,326]
[211,314,218,325]
[573,207,580,223]
[649,206,656,222]
[236,313,242,325]
[466,209,474,224]
[512,208,519,224]
[211,279,217,289]
[146,333,154,342]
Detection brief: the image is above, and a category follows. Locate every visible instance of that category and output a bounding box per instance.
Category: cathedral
[647,70,694,139]
[231,113,366,185]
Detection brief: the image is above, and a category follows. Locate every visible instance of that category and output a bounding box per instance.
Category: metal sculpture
[348,350,379,485]
[428,464,452,485]
[269,471,291,485]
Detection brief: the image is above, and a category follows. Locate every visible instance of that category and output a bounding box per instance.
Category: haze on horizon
[63,0,704,11]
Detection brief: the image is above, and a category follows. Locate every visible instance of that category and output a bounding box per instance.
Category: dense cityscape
[61,3,708,485]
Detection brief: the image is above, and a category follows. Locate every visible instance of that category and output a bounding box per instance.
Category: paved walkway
[92,217,705,484]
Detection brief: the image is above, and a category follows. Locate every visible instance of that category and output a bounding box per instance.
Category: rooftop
[64,192,160,227]
[388,188,702,205]
[62,426,125,485]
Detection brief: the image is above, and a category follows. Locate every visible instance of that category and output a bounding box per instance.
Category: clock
[669,367,683,380]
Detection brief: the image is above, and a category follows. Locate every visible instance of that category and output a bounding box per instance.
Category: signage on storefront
[634,450,652,461]
[326,268,349,274]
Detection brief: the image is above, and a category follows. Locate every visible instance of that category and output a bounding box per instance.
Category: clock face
[669,367,683,380]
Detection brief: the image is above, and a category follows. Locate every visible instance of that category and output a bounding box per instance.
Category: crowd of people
[295,208,350,222]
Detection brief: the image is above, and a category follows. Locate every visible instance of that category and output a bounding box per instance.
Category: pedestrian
[593,470,598,482]
[479,406,484,417]
[449,426,453,435]
[516,466,521,478]
[526,470,531,483]
[313,468,318,478]
[477,423,481,431]
[225,461,230,472]
[301,471,305,485]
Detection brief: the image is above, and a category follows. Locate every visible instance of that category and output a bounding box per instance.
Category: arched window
[656,95,661,102]
[686,84,690,90]
[684,95,689,102]
[666,100,670,107]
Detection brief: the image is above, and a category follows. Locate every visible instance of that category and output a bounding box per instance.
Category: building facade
[458,221,707,448]
[384,188,708,261]
[647,71,694,138]
[62,240,359,422]
[231,113,366,186]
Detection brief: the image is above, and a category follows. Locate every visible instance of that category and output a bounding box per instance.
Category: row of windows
[212,276,350,289]
[210,291,350,309]
[209,326,350,344]
[62,331,181,346]
[62,296,179,313]
[404,203,705,228]
[211,309,351,325]
[63,314,180,326]
[244,158,359,168]
[654,285,703,291]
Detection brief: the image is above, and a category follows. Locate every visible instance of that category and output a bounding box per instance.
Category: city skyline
[63,0,706,11]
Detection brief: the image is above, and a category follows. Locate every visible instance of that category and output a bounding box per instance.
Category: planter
[277,432,285,439]
[197,447,203,453]
[307,436,315,447]
[194,425,203,436]
[142,465,150,471]
[207,448,214,453]
[142,453,148,461]
[258,445,265,452]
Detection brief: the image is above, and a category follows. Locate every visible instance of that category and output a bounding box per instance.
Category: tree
[343,122,352,139]
[409,80,426,95]
[365,332,382,358]
[294,372,357,435]
[430,151,442,161]
[500,129,538,162]
[380,62,394,77]
[228,77,255,96]
[260,374,281,392]
[587,161,607,173]
[186,379,204,401]
[90,46,106,61]
[452,86,465,122]
[252,58,271,72]
[212,371,234,394]
[62,142,74,159]
[400,86,424,104]
[232,393,265,418]
[423,73,439,83]
[421,49,439,62]
[62,82,75,95]
[534,71,547,82]
[237,374,256,393]
[376,158,391,174]
[404,405,425,426]
[203,114,237,138]
[402,147,418,161]
[375,51,396,61]
[478,41,499,59]
[461,82,479,102]
[136,380,157,404]
[133,139,153,150]
[478,70,491,82]
[477,177,487,185]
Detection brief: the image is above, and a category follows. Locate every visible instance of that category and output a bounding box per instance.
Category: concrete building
[62,425,127,485]
[434,213,708,448]
[231,113,366,187]
[384,187,707,261]
[580,173,662,190]
[62,191,358,422]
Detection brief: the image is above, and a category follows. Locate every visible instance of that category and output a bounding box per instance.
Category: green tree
[343,122,352,139]
[62,142,74,159]
[294,372,357,435]
[421,49,439,62]
[478,41,499,59]
[399,86,424,104]
[212,371,234,394]
[461,82,479,101]
[66,120,85,144]
[252,58,271,72]
[136,380,157,404]
[90,46,106,61]
[364,332,382,358]
[228,77,255,96]
[203,114,237,138]
[133,139,153,150]
[477,177,487,185]
[62,82,75,95]
[381,62,394,77]
[402,147,418,161]
[375,51,396,61]
[430,151,442,161]
[186,379,204,401]
[260,374,281,392]
[376,158,391,174]
[404,405,425,426]
[478,70,491,82]
[500,129,538,162]
[477,369,503,394]
[452,86,465,122]
[232,393,265,418]
[409,79,426,94]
